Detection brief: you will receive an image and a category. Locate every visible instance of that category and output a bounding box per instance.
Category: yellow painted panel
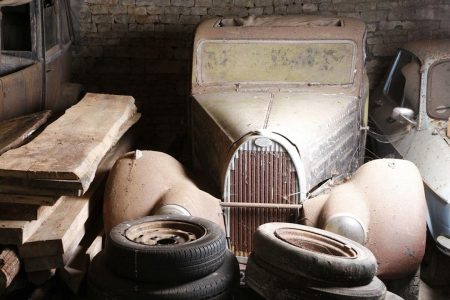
[199,41,355,85]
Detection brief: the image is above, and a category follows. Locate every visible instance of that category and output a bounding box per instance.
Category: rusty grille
[224,141,300,257]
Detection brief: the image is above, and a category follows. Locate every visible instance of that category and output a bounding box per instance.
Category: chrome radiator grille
[224,139,300,257]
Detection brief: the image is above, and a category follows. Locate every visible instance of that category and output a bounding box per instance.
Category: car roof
[402,39,450,63]
[194,15,366,41]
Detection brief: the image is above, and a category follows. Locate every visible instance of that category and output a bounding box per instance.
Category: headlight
[153,204,191,216]
[324,214,367,245]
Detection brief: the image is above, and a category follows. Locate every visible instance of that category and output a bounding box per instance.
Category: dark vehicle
[0,0,80,121]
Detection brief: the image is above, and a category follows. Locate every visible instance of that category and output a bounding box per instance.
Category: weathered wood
[0,194,59,206]
[0,249,20,292]
[19,130,134,259]
[0,199,63,245]
[26,269,55,286]
[23,214,103,273]
[58,220,103,293]
[0,93,138,193]
[0,202,46,221]
[0,111,51,155]
[0,177,83,195]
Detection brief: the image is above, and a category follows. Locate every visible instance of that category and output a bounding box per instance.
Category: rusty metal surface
[274,228,358,257]
[226,147,300,257]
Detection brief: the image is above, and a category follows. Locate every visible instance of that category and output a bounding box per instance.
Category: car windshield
[196,40,356,86]
[383,50,421,113]
[428,60,450,120]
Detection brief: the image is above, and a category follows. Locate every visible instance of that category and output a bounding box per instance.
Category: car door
[42,0,73,114]
[0,0,44,121]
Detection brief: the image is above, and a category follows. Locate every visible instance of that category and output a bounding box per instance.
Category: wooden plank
[0,194,59,206]
[26,269,55,286]
[22,213,101,272]
[19,130,134,259]
[0,202,45,221]
[0,198,63,245]
[19,175,104,259]
[0,178,82,197]
[23,213,103,272]
[58,231,103,294]
[0,111,140,198]
[0,93,138,192]
[0,111,51,155]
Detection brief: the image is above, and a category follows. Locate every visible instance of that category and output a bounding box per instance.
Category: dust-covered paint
[198,40,356,85]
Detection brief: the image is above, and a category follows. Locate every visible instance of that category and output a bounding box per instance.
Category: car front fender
[303,159,427,279]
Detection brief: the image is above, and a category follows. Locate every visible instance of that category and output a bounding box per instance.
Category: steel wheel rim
[275,228,358,258]
[125,220,207,246]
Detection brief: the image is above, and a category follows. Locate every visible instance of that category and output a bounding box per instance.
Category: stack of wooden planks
[0,93,140,293]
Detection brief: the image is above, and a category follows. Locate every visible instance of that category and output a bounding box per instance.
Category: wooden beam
[0,202,48,221]
[0,199,63,245]
[19,130,134,258]
[0,194,59,206]
[0,93,139,193]
[0,110,51,155]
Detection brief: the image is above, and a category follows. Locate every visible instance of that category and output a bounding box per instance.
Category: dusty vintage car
[369,39,450,285]
[0,0,80,121]
[190,15,370,257]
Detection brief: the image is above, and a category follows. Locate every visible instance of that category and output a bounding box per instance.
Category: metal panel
[224,139,300,257]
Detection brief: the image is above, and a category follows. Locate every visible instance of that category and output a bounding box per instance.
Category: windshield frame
[195,39,357,88]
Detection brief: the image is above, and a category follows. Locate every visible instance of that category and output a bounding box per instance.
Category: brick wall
[71,0,450,158]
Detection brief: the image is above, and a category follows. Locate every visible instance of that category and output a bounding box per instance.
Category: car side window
[44,0,58,51]
[1,4,32,52]
[428,61,450,120]
[383,50,421,113]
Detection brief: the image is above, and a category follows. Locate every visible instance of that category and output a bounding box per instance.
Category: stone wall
[71,0,450,157]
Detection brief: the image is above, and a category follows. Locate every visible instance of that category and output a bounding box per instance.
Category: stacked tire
[87,215,239,300]
[246,223,397,300]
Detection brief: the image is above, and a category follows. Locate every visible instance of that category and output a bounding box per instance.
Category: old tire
[246,254,386,300]
[105,215,226,283]
[88,250,239,300]
[253,223,377,286]
[384,268,419,300]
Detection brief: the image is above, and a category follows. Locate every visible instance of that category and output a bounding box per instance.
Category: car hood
[193,91,361,188]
